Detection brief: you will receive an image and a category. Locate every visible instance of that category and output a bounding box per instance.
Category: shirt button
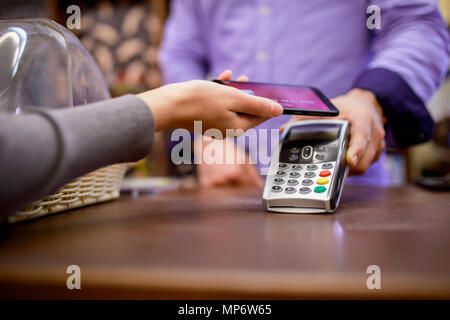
[259,4,270,16]
[257,49,268,62]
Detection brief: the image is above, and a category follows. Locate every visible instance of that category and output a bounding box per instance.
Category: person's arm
[353,0,450,147]
[0,80,282,217]
[0,95,154,216]
[159,0,208,83]
[285,1,449,174]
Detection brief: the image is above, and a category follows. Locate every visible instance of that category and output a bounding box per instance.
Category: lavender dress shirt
[160,0,449,186]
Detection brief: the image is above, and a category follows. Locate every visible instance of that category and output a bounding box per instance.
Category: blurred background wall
[405,0,449,186]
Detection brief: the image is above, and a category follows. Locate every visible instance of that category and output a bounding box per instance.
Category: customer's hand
[195,70,264,188]
[281,88,386,175]
[137,76,282,135]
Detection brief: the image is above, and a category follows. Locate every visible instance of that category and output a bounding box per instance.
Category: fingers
[377,139,386,159]
[347,120,385,175]
[217,70,278,119]
[346,120,371,169]
[233,93,283,118]
[217,70,232,81]
[217,70,249,82]
[351,139,378,175]
[236,75,249,82]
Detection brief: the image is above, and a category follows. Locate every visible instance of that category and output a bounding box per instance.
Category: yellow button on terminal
[317,178,329,185]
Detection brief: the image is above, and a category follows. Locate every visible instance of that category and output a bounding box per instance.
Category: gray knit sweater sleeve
[0,94,154,217]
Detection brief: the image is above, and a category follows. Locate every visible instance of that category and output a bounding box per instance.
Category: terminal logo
[366,264,381,290]
[66,265,81,290]
[66,5,81,30]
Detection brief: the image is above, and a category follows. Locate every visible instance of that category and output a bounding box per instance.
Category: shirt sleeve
[159,0,209,83]
[0,94,154,217]
[353,0,450,147]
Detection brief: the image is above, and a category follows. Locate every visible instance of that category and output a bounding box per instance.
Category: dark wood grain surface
[0,185,449,299]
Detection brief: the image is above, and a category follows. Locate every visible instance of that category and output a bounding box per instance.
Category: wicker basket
[8,164,127,224]
[0,18,128,223]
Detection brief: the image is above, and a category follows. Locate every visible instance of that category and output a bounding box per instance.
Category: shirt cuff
[352,67,434,148]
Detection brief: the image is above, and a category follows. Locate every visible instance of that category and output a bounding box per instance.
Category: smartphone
[213,80,339,116]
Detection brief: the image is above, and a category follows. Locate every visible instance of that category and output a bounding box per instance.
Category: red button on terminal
[319,170,331,177]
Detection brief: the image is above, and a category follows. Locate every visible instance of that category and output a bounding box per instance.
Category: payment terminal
[263,120,350,213]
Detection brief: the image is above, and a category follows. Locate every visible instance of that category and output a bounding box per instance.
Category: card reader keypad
[270,162,335,195]
[284,187,297,194]
[299,187,312,194]
[276,170,287,177]
[289,172,301,178]
[271,185,282,192]
[273,178,285,184]
[315,153,326,161]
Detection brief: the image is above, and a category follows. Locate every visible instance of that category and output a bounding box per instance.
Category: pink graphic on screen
[226,82,331,111]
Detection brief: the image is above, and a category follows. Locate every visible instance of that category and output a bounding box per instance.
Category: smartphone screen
[214,80,339,116]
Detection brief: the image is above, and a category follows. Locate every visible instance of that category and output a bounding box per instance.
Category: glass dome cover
[0,18,110,113]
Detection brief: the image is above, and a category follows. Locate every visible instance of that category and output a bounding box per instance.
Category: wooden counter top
[0,185,449,299]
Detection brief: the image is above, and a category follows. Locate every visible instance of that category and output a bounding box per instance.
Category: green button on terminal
[314,186,327,193]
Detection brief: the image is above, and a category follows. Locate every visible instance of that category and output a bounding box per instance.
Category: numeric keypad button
[284,187,297,194]
[299,187,312,194]
[304,171,316,178]
[273,178,285,184]
[315,153,326,161]
[276,170,287,177]
[289,172,300,178]
[316,146,326,152]
[319,170,331,177]
[271,186,282,192]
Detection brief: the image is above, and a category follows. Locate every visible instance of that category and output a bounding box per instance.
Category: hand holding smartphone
[213,80,339,117]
